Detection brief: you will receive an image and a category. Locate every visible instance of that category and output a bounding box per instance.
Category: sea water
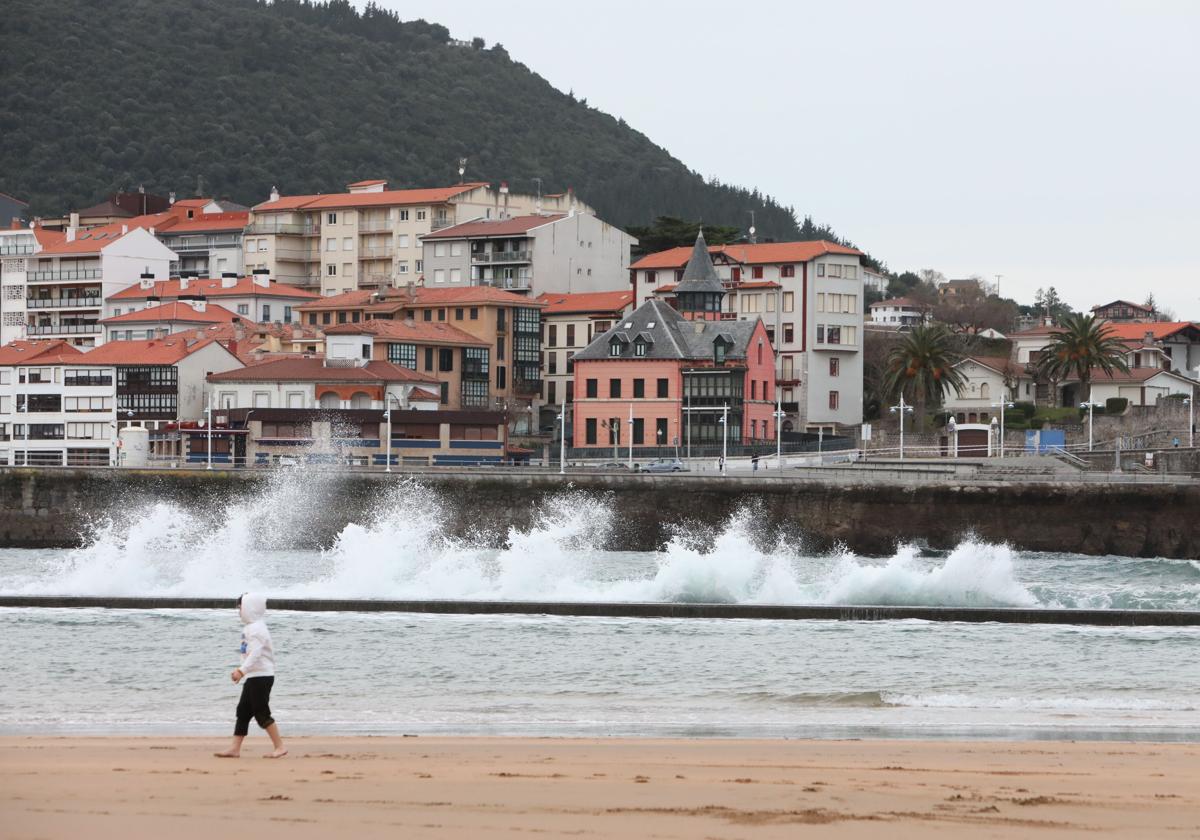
[0,475,1197,739]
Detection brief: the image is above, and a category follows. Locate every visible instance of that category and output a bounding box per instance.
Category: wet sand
[2,737,1198,838]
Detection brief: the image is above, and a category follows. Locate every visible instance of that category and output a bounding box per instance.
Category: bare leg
[263,723,287,758]
[214,735,245,758]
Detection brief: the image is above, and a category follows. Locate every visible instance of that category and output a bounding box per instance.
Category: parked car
[594,461,629,470]
[639,458,687,473]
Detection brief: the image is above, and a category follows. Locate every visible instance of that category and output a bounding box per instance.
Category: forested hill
[1,0,810,242]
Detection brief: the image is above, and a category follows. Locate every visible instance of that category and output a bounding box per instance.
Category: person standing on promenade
[215,593,287,759]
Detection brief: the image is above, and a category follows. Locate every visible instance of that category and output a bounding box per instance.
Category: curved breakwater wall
[0,467,1195,559]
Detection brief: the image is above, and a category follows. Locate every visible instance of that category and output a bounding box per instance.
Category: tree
[626,216,742,257]
[882,323,967,432]
[932,284,1018,335]
[1033,313,1130,403]
[1143,293,1176,321]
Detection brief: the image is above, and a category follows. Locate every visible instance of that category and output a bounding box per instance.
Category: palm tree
[882,323,967,431]
[1033,313,1130,403]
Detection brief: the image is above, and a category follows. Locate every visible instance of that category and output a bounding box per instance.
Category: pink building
[571,234,777,451]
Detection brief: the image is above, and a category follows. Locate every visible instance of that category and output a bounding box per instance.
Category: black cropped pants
[234,675,275,736]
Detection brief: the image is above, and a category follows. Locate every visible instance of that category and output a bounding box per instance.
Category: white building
[945,356,1018,423]
[1089,368,1196,406]
[104,271,319,325]
[868,296,931,329]
[420,213,636,296]
[100,300,240,343]
[152,199,249,279]
[0,220,174,347]
[632,238,866,432]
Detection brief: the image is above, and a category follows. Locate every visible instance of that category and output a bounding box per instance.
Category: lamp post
[1080,400,1099,452]
[889,393,914,460]
[383,404,393,473]
[718,403,729,476]
[947,416,958,458]
[627,402,634,470]
[16,399,28,467]
[991,400,1015,458]
[773,399,786,470]
[1186,388,1194,449]
[204,396,213,470]
[557,390,567,475]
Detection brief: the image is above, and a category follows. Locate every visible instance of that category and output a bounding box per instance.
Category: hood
[239,592,267,624]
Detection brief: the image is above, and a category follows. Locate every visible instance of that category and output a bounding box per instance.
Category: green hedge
[1105,397,1129,415]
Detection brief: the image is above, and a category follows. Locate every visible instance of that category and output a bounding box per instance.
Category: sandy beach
[2,737,1198,838]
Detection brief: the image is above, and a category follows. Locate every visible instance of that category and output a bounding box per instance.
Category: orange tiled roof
[0,339,82,366]
[108,277,320,301]
[76,337,232,365]
[207,357,437,384]
[324,319,487,346]
[100,302,241,325]
[422,214,565,240]
[1099,322,1200,341]
[535,290,634,315]
[630,240,862,270]
[412,286,543,306]
[254,183,490,213]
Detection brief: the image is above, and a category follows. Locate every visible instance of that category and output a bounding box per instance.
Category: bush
[931,411,952,428]
[1013,401,1036,419]
[1105,397,1129,415]
[1029,417,1046,430]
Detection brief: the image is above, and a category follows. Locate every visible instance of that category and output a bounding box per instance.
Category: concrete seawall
[0,467,1196,559]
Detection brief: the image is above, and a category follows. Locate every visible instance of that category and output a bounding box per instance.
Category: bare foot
[213,750,240,758]
[264,748,288,759]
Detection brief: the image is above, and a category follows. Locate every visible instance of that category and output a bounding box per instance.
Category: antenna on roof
[457,158,468,184]
[748,211,757,244]
[196,174,203,197]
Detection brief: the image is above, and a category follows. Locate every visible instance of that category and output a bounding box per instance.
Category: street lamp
[204,396,214,470]
[627,403,634,470]
[774,399,786,470]
[991,400,1015,458]
[1185,388,1195,449]
[889,393,915,460]
[1080,401,1100,452]
[717,403,729,475]
[556,390,567,475]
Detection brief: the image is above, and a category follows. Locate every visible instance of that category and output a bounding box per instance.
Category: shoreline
[4,736,1197,838]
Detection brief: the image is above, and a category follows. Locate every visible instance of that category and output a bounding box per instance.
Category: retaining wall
[0,467,1195,559]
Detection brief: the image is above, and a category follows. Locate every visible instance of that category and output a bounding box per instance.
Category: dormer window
[634,341,647,357]
[713,338,728,365]
[610,341,623,357]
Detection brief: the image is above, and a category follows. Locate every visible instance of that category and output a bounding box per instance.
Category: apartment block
[420,212,635,296]
[242,179,591,295]
[105,272,319,325]
[0,221,174,348]
[631,238,865,432]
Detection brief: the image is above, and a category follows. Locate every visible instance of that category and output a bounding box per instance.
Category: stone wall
[0,467,1196,559]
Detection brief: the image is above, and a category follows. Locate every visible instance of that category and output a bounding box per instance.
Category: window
[845,266,858,280]
[609,378,621,398]
[782,292,794,312]
[496,365,506,389]
[434,243,447,258]
[783,323,794,344]
[496,337,505,361]
[586,378,598,398]
[547,352,558,375]
[469,307,479,320]
[585,418,597,445]
[343,237,353,251]
[283,306,292,323]
[817,264,825,276]
[399,210,409,222]
[829,391,839,410]
[741,295,759,313]
[548,325,558,347]
[632,417,644,445]
[657,378,669,398]
[423,309,433,322]
[415,259,423,272]
[817,324,825,343]
[416,210,427,221]
[398,234,409,248]
[766,295,776,312]
[714,339,727,365]
[326,264,337,276]
[751,380,758,400]
[455,307,464,321]
[830,357,840,377]
[337,312,347,324]
[326,238,336,252]
[449,268,462,283]
[844,326,857,346]
[655,417,668,445]
[634,340,647,357]
[826,326,841,345]
[437,308,446,321]
[566,324,575,346]
[781,264,795,278]
[438,348,454,372]
[388,343,417,369]
[752,266,764,280]
[633,378,645,398]
[547,381,557,405]
[63,395,112,411]
[497,307,507,330]
[731,267,741,283]
[645,270,657,284]
[424,347,434,370]
[262,304,271,321]
[609,341,623,357]
[326,213,337,225]
[450,242,464,257]
[817,293,826,312]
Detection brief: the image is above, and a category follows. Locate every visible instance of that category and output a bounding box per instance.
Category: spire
[676,230,723,293]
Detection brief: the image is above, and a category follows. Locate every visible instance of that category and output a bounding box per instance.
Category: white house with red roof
[242,179,593,295]
[533,290,634,417]
[631,237,865,432]
[420,212,635,296]
[0,218,175,348]
[868,296,932,329]
[100,300,241,343]
[104,272,319,325]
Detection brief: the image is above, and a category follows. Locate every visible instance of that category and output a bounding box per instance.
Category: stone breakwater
[0,467,1195,559]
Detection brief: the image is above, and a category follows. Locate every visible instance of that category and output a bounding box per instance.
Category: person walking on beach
[215,593,287,759]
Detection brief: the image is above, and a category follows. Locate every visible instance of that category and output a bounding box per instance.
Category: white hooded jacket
[238,593,275,679]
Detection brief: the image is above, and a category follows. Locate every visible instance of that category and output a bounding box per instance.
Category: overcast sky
[378,0,1198,317]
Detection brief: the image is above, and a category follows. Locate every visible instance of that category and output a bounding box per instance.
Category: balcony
[165,234,241,253]
[274,247,318,261]
[471,250,531,264]
[26,268,101,282]
[358,219,391,233]
[357,273,391,288]
[0,242,35,256]
[359,245,394,259]
[28,323,102,335]
[475,277,530,292]
[430,217,454,231]
[26,297,102,310]
[245,221,320,236]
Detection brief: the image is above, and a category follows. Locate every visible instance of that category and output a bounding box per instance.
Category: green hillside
[0,0,864,250]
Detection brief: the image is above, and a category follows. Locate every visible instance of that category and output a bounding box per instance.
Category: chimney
[138,272,155,291]
[180,277,189,290]
[66,211,79,242]
[154,327,168,340]
[567,187,576,217]
[1144,330,1156,347]
[252,268,270,288]
[169,191,176,205]
[404,312,415,327]
[121,224,128,235]
[221,272,238,289]
[269,185,280,203]
[500,181,509,218]
[226,338,238,358]
[191,299,207,313]
[194,328,205,341]
[10,217,22,230]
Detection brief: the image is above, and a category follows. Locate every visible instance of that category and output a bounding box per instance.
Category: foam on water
[2,474,1190,610]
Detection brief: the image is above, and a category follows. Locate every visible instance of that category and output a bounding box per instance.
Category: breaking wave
[1,475,1192,610]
